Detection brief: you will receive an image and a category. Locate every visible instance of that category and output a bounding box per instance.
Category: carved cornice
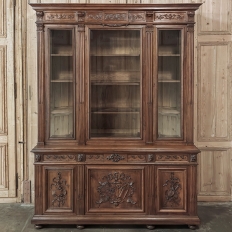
[103,24,128,27]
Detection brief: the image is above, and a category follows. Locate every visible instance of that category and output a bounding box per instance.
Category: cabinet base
[77,225,85,230]
[35,225,43,229]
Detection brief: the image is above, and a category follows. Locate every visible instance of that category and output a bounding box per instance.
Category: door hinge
[16,173,18,190]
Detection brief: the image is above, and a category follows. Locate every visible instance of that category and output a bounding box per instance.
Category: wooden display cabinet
[30,3,201,230]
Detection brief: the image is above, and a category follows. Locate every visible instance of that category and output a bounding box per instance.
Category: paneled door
[0,0,16,200]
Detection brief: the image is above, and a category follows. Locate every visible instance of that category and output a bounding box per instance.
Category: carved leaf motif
[128,13,146,22]
[163,172,182,207]
[96,172,137,207]
[87,13,103,21]
[51,172,68,207]
[104,13,127,21]
[47,14,75,20]
[156,13,184,20]
[157,155,187,161]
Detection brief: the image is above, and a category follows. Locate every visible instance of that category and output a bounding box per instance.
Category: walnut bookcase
[30,3,201,230]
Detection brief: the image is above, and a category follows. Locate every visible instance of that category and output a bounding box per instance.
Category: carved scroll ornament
[96,172,137,207]
[107,154,125,162]
[46,13,75,20]
[155,13,184,20]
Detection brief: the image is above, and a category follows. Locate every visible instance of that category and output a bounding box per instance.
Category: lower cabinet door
[157,167,188,214]
[42,165,75,214]
[86,165,145,214]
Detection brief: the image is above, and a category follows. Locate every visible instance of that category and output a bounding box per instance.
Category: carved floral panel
[155,12,186,22]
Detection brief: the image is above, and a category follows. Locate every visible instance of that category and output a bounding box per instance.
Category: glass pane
[90,30,141,138]
[158,30,182,138]
[49,30,74,138]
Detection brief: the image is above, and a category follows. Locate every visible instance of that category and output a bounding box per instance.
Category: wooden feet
[35,225,43,229]
[188,225,197,230]
[146,225,155,230]
[76,225,84,230]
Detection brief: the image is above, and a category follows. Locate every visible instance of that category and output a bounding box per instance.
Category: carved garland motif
[128,13,146,22]
[96,172,136,207]
[45,154,76,161]
[47,14,75,20]
[104,13,127,21]
[87,13,103,21]
[156,13,184,20]
[51,172,68,207]
[163,172,182,207]
[107,154,125,162]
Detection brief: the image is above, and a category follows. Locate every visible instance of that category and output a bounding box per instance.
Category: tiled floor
[0,203,231,232]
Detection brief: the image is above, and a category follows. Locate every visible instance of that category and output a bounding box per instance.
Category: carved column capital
[36,23,44,32]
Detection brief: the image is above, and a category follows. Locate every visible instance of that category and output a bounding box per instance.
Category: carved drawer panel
[86,165,144,213]
[43,166,75,214]
[154,12,187,22]
[157,167,187,213]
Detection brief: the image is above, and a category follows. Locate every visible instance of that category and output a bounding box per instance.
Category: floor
[0,203,231,232]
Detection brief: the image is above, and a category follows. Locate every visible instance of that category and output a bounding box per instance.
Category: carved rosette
[107,154,125,162]
[77,154,85,162]
[51,172,68,207]
[148,154,154,162]
[163,172,182,207]
[96,172,137,207]
[155,13,185,21]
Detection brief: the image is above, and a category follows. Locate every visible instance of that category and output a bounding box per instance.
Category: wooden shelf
[91,107,140,114]
[51,79,73,83]
[90,53,140,57]
[158,107,180,115]
[158,80,180,83]
[51,107,73,115]
[51,54,73,57]
[91,81,139,85]
[158,45,180,56]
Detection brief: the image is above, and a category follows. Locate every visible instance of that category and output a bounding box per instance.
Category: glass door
[89,29,141,138]
[49,29,74,138]
[157,29,182,138]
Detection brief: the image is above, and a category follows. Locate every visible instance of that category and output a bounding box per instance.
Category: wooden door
[0,0,16,201]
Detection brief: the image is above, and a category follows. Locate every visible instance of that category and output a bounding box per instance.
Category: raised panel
[198,43,230,141]
[198,149,230,196]
[0,144,8,191]
[0,0,6,37]
[43,166,74,213]
[198,0,231,34]
[0,46,6,134]
[86,165,144,213]
[157,167,187,213]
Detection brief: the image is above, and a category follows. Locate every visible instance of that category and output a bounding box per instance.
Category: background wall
[3,0,230,202]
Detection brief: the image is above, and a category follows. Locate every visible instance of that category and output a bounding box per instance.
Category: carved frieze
[86,12,103,21]
[157,154,188,162]
[51,172,68,207]
[96,172,136,207]
[107,154,125,162]
[45,13,75,21]
[128,12,146,22]
[104,13,127,21]
[155,13,185,21]
[128,155,146,162]
[163,172,182,207]
[44,154,76,162]
[86,154,104,162]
